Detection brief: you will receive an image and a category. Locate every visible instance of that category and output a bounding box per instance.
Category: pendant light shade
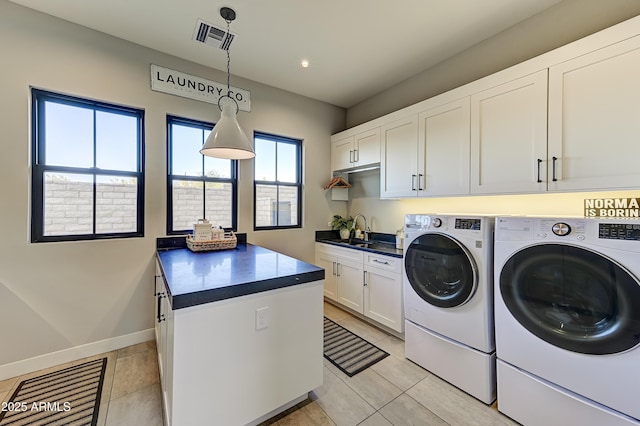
[200,7,255,160]
[200,102,255,159]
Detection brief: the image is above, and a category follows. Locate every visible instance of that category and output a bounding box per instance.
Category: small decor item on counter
[193,219,213,241]
[186,230,237,252]
[330,215,354,240]
[396,228,404,250]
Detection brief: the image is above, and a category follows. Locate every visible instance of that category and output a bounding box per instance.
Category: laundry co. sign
[585,198,640,218]
[150,64,251,112]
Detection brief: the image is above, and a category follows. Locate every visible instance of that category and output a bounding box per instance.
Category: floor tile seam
[107,381,158,404]
[399,382,454,426]
[323,366,377,423]
[340,368,402,409]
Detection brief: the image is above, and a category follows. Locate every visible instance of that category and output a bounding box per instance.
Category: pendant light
[200,7,255,160]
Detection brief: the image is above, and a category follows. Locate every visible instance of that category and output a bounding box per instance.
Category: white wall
[0,0,344,372]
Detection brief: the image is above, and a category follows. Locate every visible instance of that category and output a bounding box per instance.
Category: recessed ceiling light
[301,59,310,68]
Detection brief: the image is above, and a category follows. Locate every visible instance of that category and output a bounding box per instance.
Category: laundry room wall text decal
[150,64,251,111]
[584,198,640,218]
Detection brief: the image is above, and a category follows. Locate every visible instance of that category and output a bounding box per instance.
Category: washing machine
[494,216,640,425]
[403,214,496,404]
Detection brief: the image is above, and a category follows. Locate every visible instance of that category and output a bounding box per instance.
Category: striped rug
[0,358,107,426]
[323,317,389,377]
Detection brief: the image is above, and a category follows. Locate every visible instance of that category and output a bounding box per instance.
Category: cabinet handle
[332,261,336,276]
[336,263,341,277]
[354,149,359,163]
[363,271,367,286]
[418,174,424,191]
[373,259,390,265]
[552,156,558,182]
[411,174,417,191]
[536,159,542,183]
[156,293,166,323]
[349,150,354,163]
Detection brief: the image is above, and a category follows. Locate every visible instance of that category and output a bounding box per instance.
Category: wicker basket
[186,232,237,252]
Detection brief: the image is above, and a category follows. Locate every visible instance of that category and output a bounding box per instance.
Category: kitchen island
[154,239,325,426]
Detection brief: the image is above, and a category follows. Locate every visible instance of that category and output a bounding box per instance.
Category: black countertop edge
[315,231,402,258]
[169,269,325,310]
[156,233,247,249]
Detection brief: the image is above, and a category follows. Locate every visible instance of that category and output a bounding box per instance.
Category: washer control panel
[599,223,640,241]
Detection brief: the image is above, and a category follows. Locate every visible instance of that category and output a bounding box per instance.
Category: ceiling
[8,0,564,108]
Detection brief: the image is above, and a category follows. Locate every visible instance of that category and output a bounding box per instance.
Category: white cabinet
[548,35,640,191]
[470,70,548,194]
[316,243,403,332]
[331,127,380,173]
[363,253,403,332]
[154,261,174,424]
[380,115,419,198]
[418,98,471,196]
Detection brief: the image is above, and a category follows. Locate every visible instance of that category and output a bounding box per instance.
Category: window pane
[96,175,137,233]
[205,182,233,228]
[43,172,93,236]
[278,186,298,226]
[171,125,204,176]
[255,138,276,181]
[255,184,277,227]
[96,111,138,171]
[45,102,93,167]
[204,154,232,179]
[277,142,297,183]
[172,180,204,231]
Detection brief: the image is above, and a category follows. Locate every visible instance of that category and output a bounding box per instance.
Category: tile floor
[0,303,519,425]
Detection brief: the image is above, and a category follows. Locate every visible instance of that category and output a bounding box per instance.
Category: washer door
[404,233,477,308]
[500,244,640,355]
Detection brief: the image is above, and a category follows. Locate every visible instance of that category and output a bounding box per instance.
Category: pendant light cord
[225,18,231,98]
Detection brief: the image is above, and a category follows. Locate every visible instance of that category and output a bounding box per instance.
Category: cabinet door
[336,257,364,313]
[470,70,548,194]
[354,127,381,167]
[418,98,470,197]
[364,265,403,333]
[331,135,354,172]
[380,115,419,198]
[548,35,640,191]
[315,250,338,301]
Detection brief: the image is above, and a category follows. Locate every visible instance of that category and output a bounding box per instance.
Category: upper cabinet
[547,35,640,192]
[331,127,381,173]
[380,98,470,199]
[470,70,548,195]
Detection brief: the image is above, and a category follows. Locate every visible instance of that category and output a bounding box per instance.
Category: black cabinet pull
[418,174,424,191]
[536,159,542,183]
[552,156,558,182]
[157,293,165,323]
[411,174,417,191]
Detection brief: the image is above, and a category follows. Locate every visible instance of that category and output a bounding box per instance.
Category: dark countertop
[315,230,403,258]
[156,242,324,310]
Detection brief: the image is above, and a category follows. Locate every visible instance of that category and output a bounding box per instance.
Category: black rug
[0,357,107,426]
[323,317,389,377]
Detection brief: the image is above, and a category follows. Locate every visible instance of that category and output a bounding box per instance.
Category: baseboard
[0,328,155,381]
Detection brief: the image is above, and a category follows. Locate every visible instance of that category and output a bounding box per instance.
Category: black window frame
[31,88,145,243]
[166,115,238,235]
[253,131,303,231]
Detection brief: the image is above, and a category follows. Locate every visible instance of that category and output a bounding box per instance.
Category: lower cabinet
[315,243,404,332]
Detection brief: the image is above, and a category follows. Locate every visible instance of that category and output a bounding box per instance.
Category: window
[254,132,302,230]
[167,116,237,234]
[31,89,144,243]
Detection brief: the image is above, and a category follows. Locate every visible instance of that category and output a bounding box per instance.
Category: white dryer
[494,216,640,425]
[403,214,495,404]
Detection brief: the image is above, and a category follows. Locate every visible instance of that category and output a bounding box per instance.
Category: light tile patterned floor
[0,303,519,425]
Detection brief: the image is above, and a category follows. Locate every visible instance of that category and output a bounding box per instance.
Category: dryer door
[500,243,640,355]
[404,233,477,308]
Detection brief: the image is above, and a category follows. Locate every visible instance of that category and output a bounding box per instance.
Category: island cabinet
[315,243,403,333]
[331,127,381,173]
[154,244,324,426]
[547,34,640,192]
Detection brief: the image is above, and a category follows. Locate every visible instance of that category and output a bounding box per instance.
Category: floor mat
[323,317,389,377]
[0,357,107,426]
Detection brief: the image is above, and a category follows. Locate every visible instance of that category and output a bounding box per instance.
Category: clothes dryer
[494,216,640,425]
[403,214,495,404]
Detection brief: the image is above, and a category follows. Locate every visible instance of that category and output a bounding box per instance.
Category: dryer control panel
[599,223,640,241]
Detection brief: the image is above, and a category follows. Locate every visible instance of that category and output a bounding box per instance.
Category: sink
[348,239,373,246]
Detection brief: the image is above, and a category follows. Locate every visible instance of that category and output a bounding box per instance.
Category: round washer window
[404,233,477,308]
[500,244,640,355]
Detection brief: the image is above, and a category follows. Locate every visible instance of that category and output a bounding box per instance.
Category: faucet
[352,214,368,241]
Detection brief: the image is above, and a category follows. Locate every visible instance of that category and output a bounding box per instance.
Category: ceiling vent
[193,19,235,51]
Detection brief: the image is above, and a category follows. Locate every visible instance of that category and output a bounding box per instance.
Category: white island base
[156,279,324,426]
